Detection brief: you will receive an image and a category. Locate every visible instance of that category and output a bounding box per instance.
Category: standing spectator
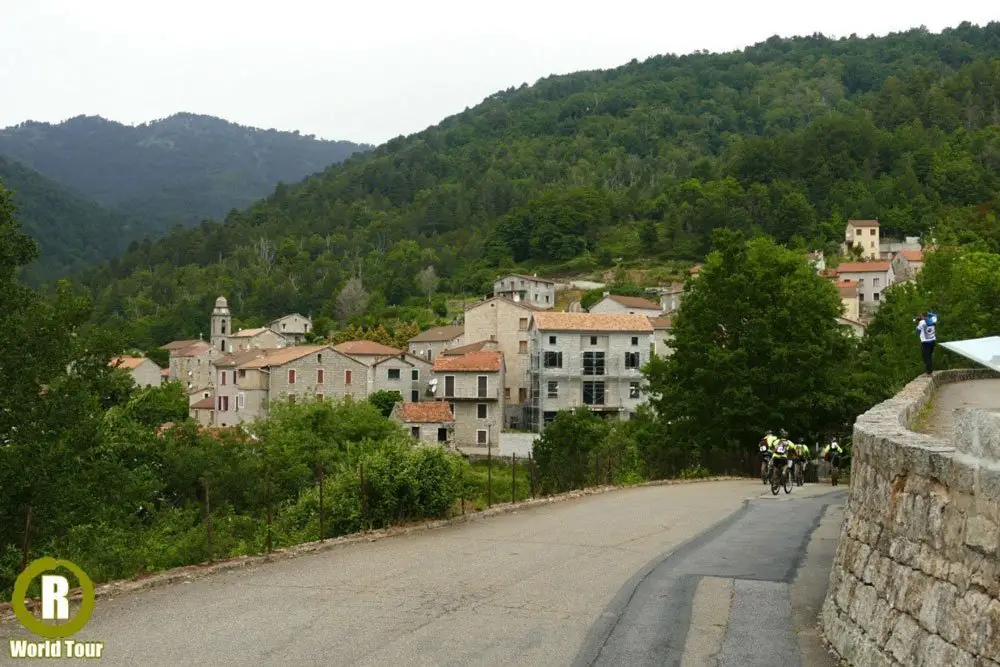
[916,311,938,375]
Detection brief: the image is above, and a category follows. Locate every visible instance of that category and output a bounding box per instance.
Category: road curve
[1,480,844,666]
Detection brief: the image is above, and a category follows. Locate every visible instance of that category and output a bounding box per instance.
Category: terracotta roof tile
[531,312,654,333]
[648,316,672,329]
[848,219,880,228]
[432,351,503,372]
[171,341,212,357]
[836,261,891,273]
[215,349,269,367]
[442,340,496,356]
[162,339,201,350]
[899,249,924,262]
[231,327,274,338]
[110,356,150,370]
[190,397,215,410]
[819,268,839,279]
[603,294,662,310]
[397,402,455,423]
[239,346,329,369]
[408,325,464,343]
[837,280,859,297]
[333,340,403,356]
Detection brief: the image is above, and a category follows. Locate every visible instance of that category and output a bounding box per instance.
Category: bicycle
[830,454,841,486]
[794,459,804,486]
[759,446,772,484]
[770,458,792,495]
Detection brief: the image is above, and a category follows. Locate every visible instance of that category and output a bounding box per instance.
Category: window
[477,403,488,419]
[519,317,529,331]
[543,411,557,424]
[237,392,245,409]
[543,351,563,368]
[859,294,865,302]
[223,395,230,411]
[874,292,881,302]
[221,321,227,334]
[631,336,639,346]
[412,369,419,381]
[477,375,488,398]
[870,228,876,236]
[288,369,296,384]
[477,430,488,445]
[858,278,865,287]
[583,351,605,376]
[388,368,401,380]
[239,369,246,378]
[317,353,322,363]
[548,335,557,345]
[625,352,641,369]
[873,277,880,288]
[534,295,538,302]
[217,396,223,411]
[345,370,352,385]
[282,323,287,330]
[221,372,227,386]
[411,390,419,402]
[583,381,605,405]
[547,381,558,398]
[629,382,641,399]
[316,393,324,401]
[590,336,598,345]
[411,427,420,439]
[317,368,325,384]
[519,340,528,354]
[504,387,511,400]
[288,395,296,405]
[545,295,550,304]
[518,387,527,403]
[445,376,455,398]
[438,427,448,442]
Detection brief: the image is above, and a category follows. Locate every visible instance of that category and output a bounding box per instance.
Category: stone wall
[821,369,1000,666]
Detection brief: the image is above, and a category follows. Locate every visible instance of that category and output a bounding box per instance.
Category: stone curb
[0,474,747,621]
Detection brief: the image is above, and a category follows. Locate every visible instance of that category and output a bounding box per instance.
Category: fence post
[511,453,516,503]
[317,462,325,541]
[487,442,493,508]
[529,453,536,499]
[20,506,32,573]
[595,453,600,487]
[203,478,213,563]
[359,462,367,528]
[460,462,465,516]
[265,468,273,555]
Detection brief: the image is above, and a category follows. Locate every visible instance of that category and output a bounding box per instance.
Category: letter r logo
[41,575,70,620]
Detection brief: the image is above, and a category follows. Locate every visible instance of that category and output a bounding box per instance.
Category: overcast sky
[0,1,995,145]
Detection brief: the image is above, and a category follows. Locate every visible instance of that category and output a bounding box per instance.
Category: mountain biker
[759,430,777,479]
[770,430,792,482]
[794,441,810,482]
[821,440,844,472]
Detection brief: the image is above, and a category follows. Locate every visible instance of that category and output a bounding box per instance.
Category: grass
[910,393,937,433]
[460,459,536,510]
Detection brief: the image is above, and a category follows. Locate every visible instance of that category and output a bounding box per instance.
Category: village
[111,219,927,455]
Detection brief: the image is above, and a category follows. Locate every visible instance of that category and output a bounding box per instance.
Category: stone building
[333,341,434,403]
[431,351,505,448]
[390,402,455,448]
[407,325,465,362]
[492,274,556,309]
[844,219,881,260]
[163,339,216,391]
[229,327,291,352]
[527,312,653,431]
[269,313,313,343]
[834,261,895,312]
[110,356,163,388]
[588,293,662,317]
[648,317,674,357]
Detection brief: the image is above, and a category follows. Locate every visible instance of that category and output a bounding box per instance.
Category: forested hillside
[0,157,133,283]
[0,113,369,246]
[79,22,1000,349]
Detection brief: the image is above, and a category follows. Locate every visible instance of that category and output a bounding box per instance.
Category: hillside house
[463,296,541,428]
[835,262,895,312]
[431,351,505,448]
[390,402,455,448]
[189,396,215,426]
[163,339,216,391]
[836,317,866,337]
[229,327,290,352]
[333,341,433,403]
[844,220,880,260]
[492,274,556,309]
[649,317,674,357]
[651,282,684,313]
[588,293,662,318]
[528,312,653,431]
[837,280,860,322]
[110,356,163,388]
[269,313,312,343]
[891,249,924,281]
[407,325,465,361]
[880,236,921,260]
[188,386,212,405]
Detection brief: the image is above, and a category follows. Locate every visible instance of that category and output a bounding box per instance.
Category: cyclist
[821,440,844,467]
[759,430,777,479]
[770,429,793,484]
[796,442,811,483]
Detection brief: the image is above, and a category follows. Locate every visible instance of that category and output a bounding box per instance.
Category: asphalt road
[1,480,845,666]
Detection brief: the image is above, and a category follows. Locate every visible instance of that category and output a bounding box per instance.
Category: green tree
[368,390,404,417]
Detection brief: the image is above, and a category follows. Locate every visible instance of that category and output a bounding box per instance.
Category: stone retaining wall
[821,369,1000,666]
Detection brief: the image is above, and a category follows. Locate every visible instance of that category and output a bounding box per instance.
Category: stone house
[879,235,921,260]
[333,341,433,403]
[269,313,312,343]
[834,261,895,311]
[189,396,215,426]
[648,317,674,357]
[588,293,662,318]
[431,351,505,448]
[655,283,685,313]
[163,339,216,391]
[188,386,212,406]
[407,325,465,362]
[229,327,291,352]
[492,274,556,309]
[463,296,541,428]
[390,402,455,448]
[891,249,924,281]
[110,356,163,388]
[844,220,880,260]
[837,280,861,322]
[528,312,654,431]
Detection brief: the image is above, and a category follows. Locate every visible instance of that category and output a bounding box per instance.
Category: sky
[0,1,996,146]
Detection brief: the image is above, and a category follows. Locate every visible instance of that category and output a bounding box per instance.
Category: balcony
[437,386,500,401]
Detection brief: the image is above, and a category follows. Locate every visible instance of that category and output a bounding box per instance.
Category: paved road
[918,378,1000,439]
[1,481,844,666]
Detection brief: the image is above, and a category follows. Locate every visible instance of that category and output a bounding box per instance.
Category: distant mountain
[0,113,370,241]
[0,156,132,283]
